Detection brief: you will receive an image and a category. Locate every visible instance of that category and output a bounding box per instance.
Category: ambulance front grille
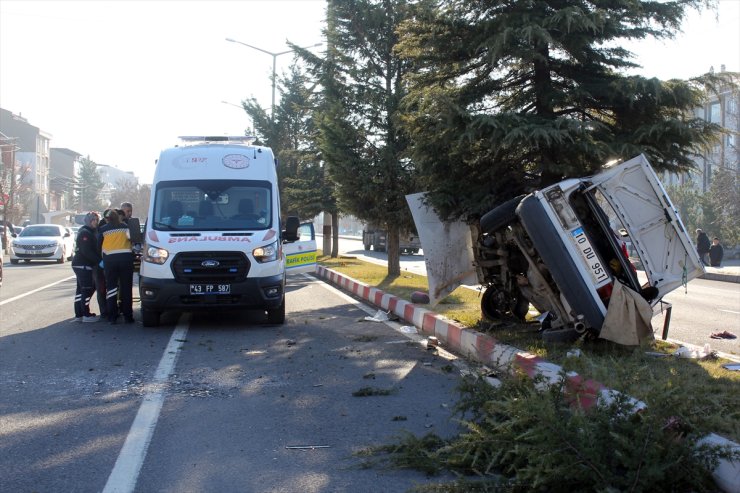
[171,251,249,282]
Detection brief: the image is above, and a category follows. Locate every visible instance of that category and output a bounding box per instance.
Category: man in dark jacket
[696,229,710,265]
[72,212,102,322]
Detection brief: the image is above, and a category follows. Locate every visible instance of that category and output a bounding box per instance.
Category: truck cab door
[284,221,317,275]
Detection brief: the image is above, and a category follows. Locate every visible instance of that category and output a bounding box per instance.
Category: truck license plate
[571,227,610,285]
[190,283,231,295]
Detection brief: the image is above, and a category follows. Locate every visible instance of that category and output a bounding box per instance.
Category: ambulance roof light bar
[177,135,257,145]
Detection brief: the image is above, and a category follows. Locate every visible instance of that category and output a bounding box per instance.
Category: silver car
[10,224,75,264]
[474,154,704,340]
[411,154,704,342]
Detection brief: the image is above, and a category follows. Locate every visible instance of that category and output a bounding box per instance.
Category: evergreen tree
[75,156,106,211]
[319,0,419,275]
[243,61,340,256]
[705,165,740,246]
[396,0,733,221]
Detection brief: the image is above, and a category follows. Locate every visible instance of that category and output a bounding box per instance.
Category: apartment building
[0,108,52,223]
[664,65,740,192]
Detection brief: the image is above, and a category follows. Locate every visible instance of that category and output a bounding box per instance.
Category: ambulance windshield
[151,179,272,231]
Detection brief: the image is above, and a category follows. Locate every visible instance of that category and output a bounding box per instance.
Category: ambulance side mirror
[283,216,300,243]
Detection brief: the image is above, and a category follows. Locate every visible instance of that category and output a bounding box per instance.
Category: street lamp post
[225,38,321,118]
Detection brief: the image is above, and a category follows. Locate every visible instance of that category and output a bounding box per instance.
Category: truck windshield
[152,179,272,231]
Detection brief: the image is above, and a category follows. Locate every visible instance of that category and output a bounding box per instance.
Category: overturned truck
[408,154,705,343]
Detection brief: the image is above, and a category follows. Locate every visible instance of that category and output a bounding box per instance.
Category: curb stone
[315,264,740,492]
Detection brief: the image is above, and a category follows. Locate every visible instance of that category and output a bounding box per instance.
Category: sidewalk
[702,259,740,283]
[314,264,740,492]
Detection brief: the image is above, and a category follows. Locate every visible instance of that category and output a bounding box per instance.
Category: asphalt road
[324,236,740,358]
[0,260,466,493]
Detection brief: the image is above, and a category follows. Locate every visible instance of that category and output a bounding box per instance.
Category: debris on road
[710,331,737,340]
[363,310,390,322]
[285,445,330,450]
[411,291,430,304]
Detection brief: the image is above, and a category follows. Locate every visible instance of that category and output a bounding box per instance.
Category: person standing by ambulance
[98,209,135,324]
[72,212,102,322]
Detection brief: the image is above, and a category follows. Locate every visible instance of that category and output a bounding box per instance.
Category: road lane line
[0,275,75,306]
[102,313,191,493]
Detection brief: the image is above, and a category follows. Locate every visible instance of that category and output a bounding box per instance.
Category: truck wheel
[480,195,526,234]
[142,308,160,327]
[364,243,371,251]
[266,299,286,324]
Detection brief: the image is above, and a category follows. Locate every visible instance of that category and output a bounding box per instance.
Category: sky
[1,0,738,185]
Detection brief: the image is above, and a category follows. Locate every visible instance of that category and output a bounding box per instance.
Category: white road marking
[0,275,75,306]
[718,309,740,315]
[102,314,191,493]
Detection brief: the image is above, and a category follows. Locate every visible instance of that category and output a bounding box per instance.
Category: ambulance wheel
[266,299,285,325]
[142,308,160,327]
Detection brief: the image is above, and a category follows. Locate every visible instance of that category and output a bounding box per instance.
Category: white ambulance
[138,136,317,327]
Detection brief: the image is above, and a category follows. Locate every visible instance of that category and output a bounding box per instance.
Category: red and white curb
[315,265,739,492]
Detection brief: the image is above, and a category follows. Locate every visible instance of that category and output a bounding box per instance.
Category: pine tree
[75,156,106,211]
[319,0,419,275]
[396,0,733,221]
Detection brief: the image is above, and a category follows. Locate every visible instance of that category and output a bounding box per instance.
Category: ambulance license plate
[190,283,231,295]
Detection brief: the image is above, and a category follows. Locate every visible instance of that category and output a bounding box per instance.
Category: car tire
[141,308,160,327]
[24,259,31,263]
[481,286,504,321]
[363,243,371,251]
[11,259,19,264]
[266,299,286,325]
[480,195,526,234]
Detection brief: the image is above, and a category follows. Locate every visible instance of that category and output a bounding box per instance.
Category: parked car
[9,224,75,264]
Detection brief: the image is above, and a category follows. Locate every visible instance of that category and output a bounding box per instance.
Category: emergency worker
[72,212,102,322]
[98,209,135,324]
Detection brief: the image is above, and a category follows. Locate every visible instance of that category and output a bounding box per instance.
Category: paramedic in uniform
[72,212,102,322]
[98,209,135,324]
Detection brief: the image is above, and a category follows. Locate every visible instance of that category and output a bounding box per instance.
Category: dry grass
[318,253,740,442]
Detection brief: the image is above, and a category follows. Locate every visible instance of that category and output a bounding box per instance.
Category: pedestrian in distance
[696,228,710,266]
[72,212,102,322]
[98,208,136,324]
[709,237,724,267]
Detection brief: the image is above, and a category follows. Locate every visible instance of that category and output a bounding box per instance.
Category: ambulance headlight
[253,241,278,263]
[144,246,169,265]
